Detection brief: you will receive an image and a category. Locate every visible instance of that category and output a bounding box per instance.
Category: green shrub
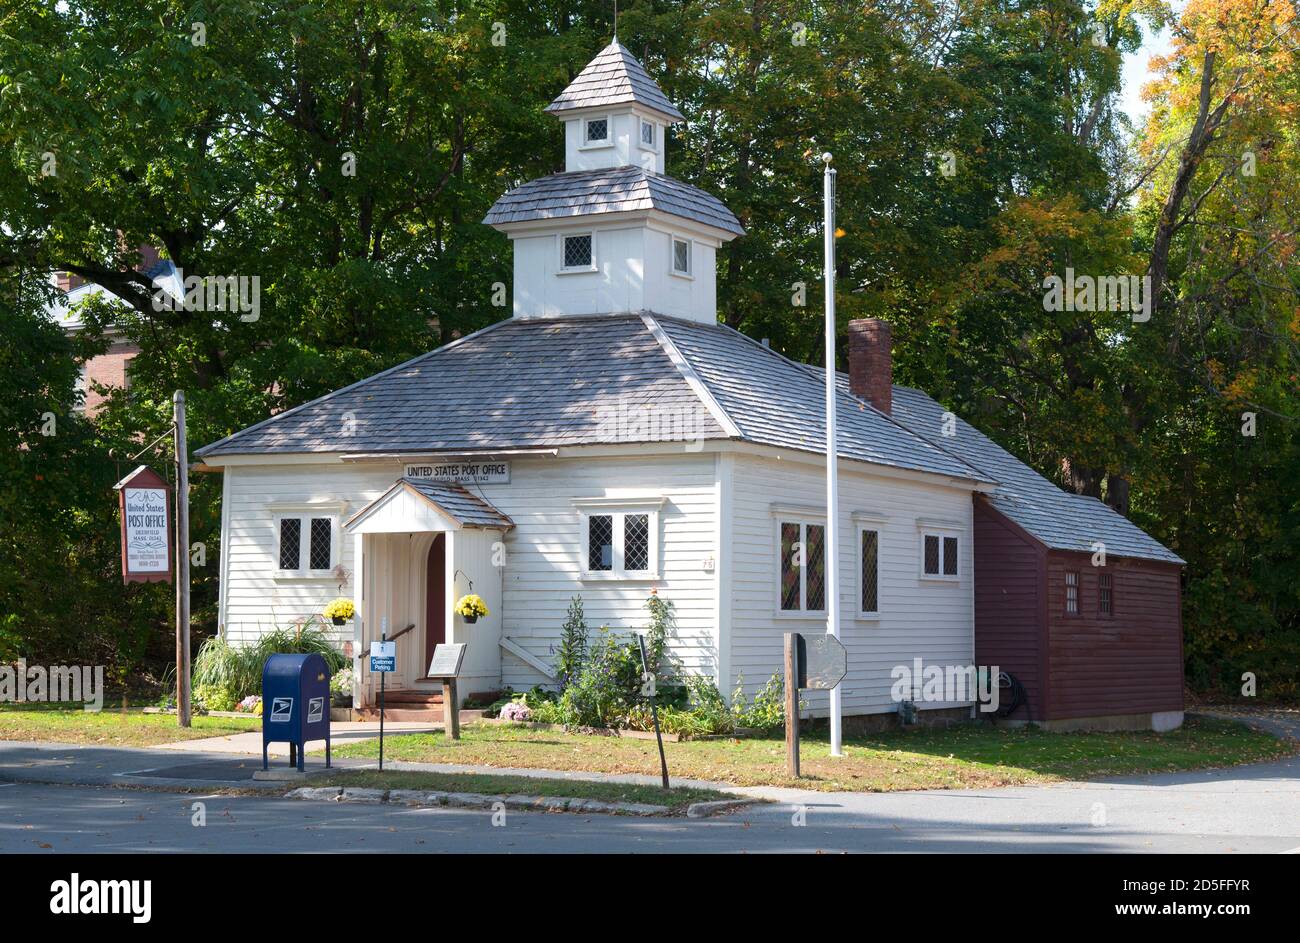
[193,681,239,713]
[731,673,786,731]
[553,596,588,691]
[191,622,347,702]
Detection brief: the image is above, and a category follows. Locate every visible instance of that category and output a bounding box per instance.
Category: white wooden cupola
[483,40,743,325]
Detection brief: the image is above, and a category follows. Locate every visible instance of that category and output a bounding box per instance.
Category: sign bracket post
[173,391,191,728]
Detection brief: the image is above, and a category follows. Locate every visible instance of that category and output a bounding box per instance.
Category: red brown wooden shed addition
[889,380,1186,733]
[974,499,1184,731]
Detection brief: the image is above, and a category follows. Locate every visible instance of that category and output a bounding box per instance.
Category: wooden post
[173,391,191,728]
[443,678,460,740]
[785,632,800,778]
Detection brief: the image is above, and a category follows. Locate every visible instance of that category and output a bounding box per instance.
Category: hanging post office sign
[113,465,172,584]
[404,461,510,485]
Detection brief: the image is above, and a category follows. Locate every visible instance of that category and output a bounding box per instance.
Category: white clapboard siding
[219,452,720,693]
[493,453,720,690]
[727,453,976,717]
[221,462,401,650]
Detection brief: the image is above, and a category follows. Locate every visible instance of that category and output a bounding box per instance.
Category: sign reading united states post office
[404,462,510,485]
[113,465,173,585]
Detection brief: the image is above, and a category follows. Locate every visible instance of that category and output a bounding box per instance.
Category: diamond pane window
[278,518,300,570]
[780,522,800,610]
[943,536,958,576]
[805,524,825,610]
[861,529,879,614]
[589,514,613,571]
[923,534,940,574]
[624,514,649,571]
[672,238,690,274]
[641,120,655,146]
[309,518,332,571]
[585,118,608,143]
[563,234,592,269]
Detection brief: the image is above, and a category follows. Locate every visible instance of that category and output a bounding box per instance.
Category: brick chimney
[847,318,892,415]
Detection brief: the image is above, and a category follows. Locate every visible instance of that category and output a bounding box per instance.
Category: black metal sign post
[637,635,670,790]
[369,625,397,771]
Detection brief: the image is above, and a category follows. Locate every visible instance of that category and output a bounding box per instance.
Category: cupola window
[672,237,691,276]
[584,117,609,145]
[561,233,594,271]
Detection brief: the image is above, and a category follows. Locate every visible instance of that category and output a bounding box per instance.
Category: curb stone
[340,787,387,803]
[686,799,758,818]
[285,787,670,816]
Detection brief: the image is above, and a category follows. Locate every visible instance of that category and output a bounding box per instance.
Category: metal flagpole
[822,154,843,756]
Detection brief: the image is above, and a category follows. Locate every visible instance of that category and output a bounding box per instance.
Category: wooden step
[356,706,443,722]
[378,690,444,705]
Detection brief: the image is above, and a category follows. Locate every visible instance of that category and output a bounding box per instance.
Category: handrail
[355,622,416,657]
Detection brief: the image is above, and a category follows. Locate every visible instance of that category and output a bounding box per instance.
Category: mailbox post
[262,653,333,772]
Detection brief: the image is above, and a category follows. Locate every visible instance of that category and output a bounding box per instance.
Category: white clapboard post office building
[198,42,1185,729]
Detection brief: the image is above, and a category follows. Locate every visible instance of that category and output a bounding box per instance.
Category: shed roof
[483,167,744,237]
[887,385,1184,564]
[544,41,685,123]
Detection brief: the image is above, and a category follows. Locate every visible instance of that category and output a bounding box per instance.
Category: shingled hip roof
[887,384,1184,564]
[196,314,987,485]
[545,40,685,122]
[483,167,744,237]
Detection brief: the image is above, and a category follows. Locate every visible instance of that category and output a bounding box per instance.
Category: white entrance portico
[344,478,511,707]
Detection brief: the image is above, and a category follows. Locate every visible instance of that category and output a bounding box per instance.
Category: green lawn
[0,705,261,746]
[330,715,1292,792]
[310,768,734,812]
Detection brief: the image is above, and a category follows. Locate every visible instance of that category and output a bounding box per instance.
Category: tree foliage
[0,0,1295,698]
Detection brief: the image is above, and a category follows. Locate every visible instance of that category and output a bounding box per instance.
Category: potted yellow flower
[323,598,356,625]
[455,594,489,624]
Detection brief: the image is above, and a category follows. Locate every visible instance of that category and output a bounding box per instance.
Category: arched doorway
[424,533,446,672]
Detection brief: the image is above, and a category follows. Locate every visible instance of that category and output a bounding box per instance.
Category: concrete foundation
[997,710,1185,733]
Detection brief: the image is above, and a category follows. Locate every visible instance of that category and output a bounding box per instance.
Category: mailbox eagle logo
[270,697,293,722]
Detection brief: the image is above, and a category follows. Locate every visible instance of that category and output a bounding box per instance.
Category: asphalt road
[1,761,1297,853]
[1,727,1297,854]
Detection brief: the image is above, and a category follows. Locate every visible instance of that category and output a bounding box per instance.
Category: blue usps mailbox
[262,653,332,772]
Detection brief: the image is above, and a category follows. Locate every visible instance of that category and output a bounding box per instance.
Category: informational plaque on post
[427,643,466,678]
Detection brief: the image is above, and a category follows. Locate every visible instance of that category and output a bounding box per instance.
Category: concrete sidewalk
[158,720,440,758]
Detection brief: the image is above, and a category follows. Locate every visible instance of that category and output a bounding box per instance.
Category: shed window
[276,514,336,574]
[779,520,825,613]
[640,120,656,147]
[584,117,608,144]
[921,532,959,578]
[860,528,879,615]
[1099,572,1113,616]
[1065,571,1080,614]
[562,233,593,270]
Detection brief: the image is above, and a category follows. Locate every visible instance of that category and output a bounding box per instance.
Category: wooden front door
[424,533,446,674]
